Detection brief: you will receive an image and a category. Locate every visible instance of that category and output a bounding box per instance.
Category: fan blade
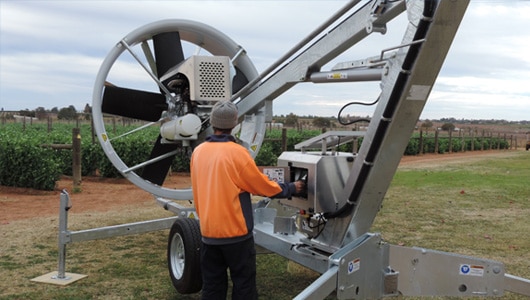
[153,32,185,84]
[102,86,167,122]
[140,32,186,185]
[232,66,249,94]
[141,135,179,185]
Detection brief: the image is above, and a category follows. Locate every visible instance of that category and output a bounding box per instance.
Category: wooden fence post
[72,128,82,191]
[281,128,287,152]
[469,129,473,151]
[480,129,485,151]
[448,130,453,153]
[352,127,359,154]
[434,129,439,154]
[460,130,465,152]
[91,118,96,144]
[419,128,424,155]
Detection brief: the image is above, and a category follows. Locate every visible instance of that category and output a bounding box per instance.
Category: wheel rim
[169,232,185,279]
[91,19,264,200]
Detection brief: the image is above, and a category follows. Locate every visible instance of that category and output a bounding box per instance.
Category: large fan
[92,20,261,200]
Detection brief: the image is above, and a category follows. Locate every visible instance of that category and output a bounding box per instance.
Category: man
[190,101,303,300]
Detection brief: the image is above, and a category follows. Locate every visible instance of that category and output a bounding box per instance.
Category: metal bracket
[294,233,398,299]
[389,245,505,297]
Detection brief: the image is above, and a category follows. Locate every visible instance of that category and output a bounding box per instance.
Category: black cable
[337,97,379,126]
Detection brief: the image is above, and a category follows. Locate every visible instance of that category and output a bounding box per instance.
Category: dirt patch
[0,174,191,223]
[0,150,522,223]
[398,149,523,169]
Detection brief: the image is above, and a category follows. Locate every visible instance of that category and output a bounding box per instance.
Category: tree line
[1,104,92,121]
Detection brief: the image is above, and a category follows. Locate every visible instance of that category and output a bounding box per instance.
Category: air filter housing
[160,55,231,101]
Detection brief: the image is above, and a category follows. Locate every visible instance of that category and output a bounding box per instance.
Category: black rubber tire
[167,218,202,294]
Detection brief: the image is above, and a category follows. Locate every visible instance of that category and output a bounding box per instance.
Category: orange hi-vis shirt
[190,134,295,245]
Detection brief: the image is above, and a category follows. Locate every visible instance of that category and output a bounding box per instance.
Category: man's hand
[294,180,305,194]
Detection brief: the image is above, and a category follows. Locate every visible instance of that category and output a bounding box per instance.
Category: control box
[277,151,354,214]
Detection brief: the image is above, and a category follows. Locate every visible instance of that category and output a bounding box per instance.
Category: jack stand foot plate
[31,271,87,286]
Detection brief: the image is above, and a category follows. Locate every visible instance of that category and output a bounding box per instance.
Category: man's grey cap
[210,101,238,129]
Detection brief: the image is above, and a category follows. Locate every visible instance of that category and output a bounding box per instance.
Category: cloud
[2,52,98,91]
[1,1,529,121]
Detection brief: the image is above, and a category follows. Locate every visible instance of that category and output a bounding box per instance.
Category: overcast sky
[1,0,529,121]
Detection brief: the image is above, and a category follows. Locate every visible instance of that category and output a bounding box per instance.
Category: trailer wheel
[167,218,202,294]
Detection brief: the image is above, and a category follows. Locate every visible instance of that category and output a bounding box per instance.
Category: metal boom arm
[242,0,470,247]
[235,0,406,117]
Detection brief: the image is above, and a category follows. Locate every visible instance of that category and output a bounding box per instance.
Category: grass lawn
[1,151,528,299]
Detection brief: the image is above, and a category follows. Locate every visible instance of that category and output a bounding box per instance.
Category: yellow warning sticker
[327,73,347,80]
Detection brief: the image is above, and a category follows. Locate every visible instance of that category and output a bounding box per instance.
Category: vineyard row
[0,123,511,190]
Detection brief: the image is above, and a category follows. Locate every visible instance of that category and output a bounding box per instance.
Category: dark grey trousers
[200,237,258,300]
